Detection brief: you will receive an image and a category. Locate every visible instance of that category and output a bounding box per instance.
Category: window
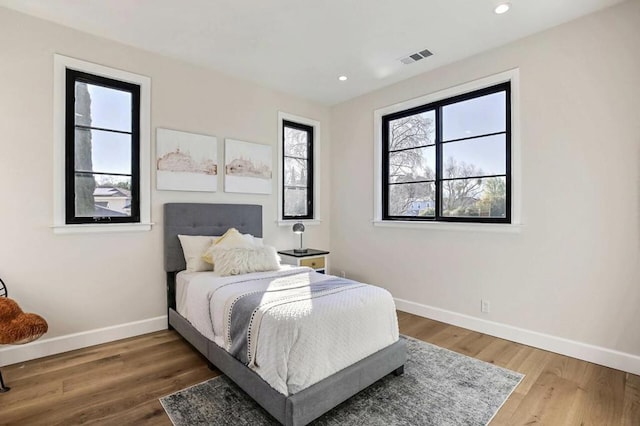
[279,113,320,222]
[282,120,313,219]
[65,69,140,224]
[381,82,511,224]
[53,55,151,233]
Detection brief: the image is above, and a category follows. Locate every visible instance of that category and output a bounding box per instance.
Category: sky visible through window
[441,91,506,175]
[86,85,132,178]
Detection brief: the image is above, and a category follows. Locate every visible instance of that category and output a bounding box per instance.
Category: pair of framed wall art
[156,128,272,194]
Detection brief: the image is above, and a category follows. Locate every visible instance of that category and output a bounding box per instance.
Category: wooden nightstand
[278,249,330,274]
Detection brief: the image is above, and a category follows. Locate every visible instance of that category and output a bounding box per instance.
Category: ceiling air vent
[400,48,433,65]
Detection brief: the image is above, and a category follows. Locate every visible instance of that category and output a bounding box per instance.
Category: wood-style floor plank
[623,373,640,426]
[0,312,638,425]
[508,370,581,425]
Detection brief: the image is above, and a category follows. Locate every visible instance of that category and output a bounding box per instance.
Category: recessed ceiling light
[494,3,510,14]
[338,75,348,82]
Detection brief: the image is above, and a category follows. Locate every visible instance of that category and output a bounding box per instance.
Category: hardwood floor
[0,312,638,425]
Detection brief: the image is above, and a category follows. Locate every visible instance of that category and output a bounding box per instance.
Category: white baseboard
[395,298,640,376]
[0,316,167,367]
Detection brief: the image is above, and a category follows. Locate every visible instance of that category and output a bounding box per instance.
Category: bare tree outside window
[441,157,484,214]
[441,157,506,217]
[387,111,436,216]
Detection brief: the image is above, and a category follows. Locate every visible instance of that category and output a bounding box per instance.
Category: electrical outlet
[340,271,346,278]
[481,299,490,313]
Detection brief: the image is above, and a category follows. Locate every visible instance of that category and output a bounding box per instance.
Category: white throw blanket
[184,267,399,395]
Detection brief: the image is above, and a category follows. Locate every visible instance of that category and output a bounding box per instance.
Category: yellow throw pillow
[202,228,258,265]
[214,228,241,246]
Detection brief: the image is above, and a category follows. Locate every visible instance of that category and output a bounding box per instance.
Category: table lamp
[292,222,307,253]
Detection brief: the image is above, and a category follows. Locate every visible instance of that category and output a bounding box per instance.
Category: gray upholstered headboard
[164,203,263,273]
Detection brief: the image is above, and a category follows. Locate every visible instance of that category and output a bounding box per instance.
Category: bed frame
[164,203,406,426]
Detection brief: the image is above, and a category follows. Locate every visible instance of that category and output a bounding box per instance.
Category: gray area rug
[160,336,523,425]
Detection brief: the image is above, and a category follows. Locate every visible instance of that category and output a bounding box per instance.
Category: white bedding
[178,267,399,395]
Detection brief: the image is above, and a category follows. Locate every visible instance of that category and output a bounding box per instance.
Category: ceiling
[0,0,626,105]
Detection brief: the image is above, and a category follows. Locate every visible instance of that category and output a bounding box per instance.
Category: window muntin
[382,82,510,223]
[65,69,140,224]
[282,120,314,219]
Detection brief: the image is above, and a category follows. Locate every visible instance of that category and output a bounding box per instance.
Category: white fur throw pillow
[202,228,262,265]
[209,246,280,276]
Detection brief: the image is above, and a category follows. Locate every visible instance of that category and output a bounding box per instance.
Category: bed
[164,202,406,426]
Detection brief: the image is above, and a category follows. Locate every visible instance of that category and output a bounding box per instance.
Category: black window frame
[382,82,511,224]
[282,120,314,220]
[65,69,141,225]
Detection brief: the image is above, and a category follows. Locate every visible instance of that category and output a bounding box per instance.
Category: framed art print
[156,128,218,192]
[224,139,272,194]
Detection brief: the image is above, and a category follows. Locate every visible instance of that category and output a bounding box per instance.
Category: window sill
[372,219,522,233]
[277,219,322,227]
[52,222,153,234]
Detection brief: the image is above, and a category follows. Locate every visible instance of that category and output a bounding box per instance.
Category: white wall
[0,7,330,364]
[330,1,640,367]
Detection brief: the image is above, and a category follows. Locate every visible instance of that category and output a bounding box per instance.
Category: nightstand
[278,249,330,274]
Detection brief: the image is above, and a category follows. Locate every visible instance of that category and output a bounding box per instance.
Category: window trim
[382,82,511,224]
[53,54,152,234]
[277,112,321,225]
[373,69,521,230]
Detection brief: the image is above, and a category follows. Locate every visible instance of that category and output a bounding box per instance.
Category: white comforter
[181,266,399,395]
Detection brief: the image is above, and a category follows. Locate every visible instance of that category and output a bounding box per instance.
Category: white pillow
[208,246,280,276]
[178,235,217,272]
